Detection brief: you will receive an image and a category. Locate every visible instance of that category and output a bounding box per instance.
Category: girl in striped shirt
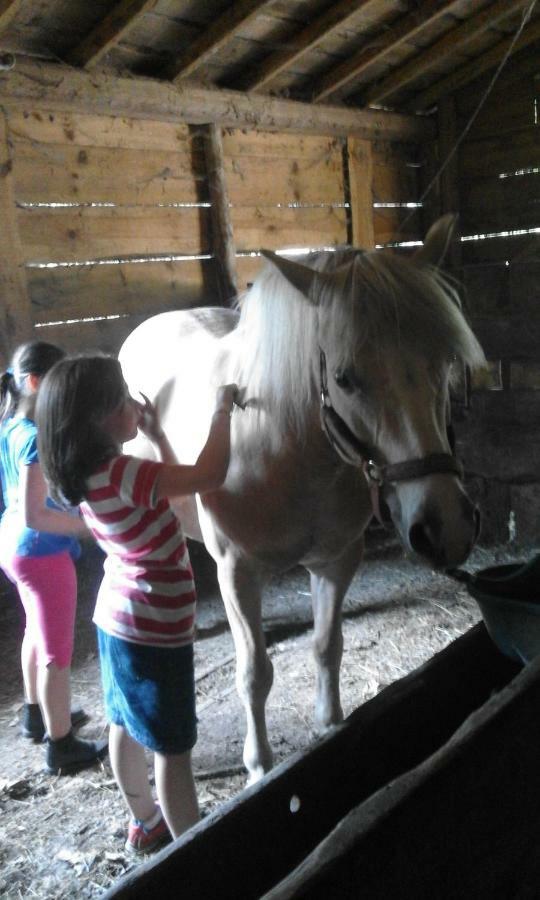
[36,355,237,854]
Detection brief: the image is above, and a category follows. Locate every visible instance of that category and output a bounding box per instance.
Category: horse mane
[232,246,485,440]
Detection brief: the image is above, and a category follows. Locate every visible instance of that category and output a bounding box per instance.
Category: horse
[119,214,485,783]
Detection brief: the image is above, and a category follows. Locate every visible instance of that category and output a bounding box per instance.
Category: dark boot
[22,703,90,742]
[45,729,108,775]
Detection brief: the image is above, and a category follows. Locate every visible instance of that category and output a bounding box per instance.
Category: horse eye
[334,369,354,392]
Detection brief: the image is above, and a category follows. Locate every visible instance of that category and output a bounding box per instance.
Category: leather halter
[318,348,463,524]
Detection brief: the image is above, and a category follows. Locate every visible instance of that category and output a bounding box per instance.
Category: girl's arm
[20,462,88,535]
[138,386,238,500]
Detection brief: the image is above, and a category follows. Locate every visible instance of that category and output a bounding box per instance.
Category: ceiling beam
[171,0,273,82]
[411,15,540,110]
[65,0,160,69]
[244,0,378,92]
[313,0,466,103]
[0,0,21,34]
[362,0,531,106]
[0,58,434,142]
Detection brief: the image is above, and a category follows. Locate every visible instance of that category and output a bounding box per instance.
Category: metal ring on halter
[363,459,384,487]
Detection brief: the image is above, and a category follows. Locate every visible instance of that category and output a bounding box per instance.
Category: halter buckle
[363,459,384,487]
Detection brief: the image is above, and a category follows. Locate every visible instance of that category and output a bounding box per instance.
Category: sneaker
[22,704,90,743]
[45,729,109,775]
[125,814,171,855]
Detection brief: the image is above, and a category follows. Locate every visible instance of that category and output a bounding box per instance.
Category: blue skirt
[97,629,197,754]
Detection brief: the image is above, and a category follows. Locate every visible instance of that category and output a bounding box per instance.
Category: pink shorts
[1,552,77,668]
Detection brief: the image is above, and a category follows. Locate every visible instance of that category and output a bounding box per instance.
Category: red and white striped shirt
[81,455,196,648]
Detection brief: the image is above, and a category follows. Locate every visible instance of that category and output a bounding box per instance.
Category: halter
[318,348,463,525]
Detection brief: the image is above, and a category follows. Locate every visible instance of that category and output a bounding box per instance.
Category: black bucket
[447,555,540,664]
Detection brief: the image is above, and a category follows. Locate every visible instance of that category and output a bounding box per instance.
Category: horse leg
[216,557,274,783]
[308,538,364,732]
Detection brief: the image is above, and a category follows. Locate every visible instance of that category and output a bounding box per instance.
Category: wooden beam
[0,108,33,367]
[313,0,466,103]
[65,0,160,69]
[411,15,540,110]
[0,0,21,34]
[202,124,238,305]
[347,138,375,249]
[363,0,531,106]
[0,59,435,143]
[171,0,273,82]
[437,96,461,269]
[244,0,377,92]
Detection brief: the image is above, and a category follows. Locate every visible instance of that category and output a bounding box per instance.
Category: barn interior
[0,1,539,896]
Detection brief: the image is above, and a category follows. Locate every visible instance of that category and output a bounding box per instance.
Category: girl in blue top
[0,341,107,774]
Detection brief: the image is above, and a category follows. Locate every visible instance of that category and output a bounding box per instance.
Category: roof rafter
[411,13,540,110]
[313,0,466,103]
[244,0,378,91]
[171,0,274,83]
[362,0,531,106]
[0,0,21,35]
[65,0,160,69]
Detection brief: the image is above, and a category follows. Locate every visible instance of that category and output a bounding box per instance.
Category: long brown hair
[36,355,126,505]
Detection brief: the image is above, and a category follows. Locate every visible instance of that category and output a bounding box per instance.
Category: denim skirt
[97,628,197,754]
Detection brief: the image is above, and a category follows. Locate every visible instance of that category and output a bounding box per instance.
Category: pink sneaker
[125,814,171,854]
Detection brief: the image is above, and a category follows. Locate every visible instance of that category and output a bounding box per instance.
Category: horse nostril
[409,518,445,567]
[409,522,435,559]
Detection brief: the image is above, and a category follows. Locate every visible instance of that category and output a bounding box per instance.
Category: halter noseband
[318,348,463,524]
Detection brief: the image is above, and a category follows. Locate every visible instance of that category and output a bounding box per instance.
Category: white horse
[120,215,485,782]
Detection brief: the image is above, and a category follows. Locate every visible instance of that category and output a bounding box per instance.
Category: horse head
[260,216,484,569]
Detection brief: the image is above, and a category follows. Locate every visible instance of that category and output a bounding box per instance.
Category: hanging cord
[402,0,538,230]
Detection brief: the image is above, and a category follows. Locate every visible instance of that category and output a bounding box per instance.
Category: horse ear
[413,214,458,267]
[260,249,320,303]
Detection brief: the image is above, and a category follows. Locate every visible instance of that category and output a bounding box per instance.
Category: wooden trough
[103,622,540,899]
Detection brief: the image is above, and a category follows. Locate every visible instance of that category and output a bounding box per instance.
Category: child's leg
[39,662,71,739]
[109,723,156,823]
[21,629,39,703]
[154,749,200,838]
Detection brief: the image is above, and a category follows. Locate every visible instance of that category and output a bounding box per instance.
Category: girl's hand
[214,384,239,416]
[136,392,165,442]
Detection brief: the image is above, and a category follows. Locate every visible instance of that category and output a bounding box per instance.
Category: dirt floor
[0,532,533,898]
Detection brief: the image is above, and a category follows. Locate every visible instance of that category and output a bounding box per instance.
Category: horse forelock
[234,248,485,442]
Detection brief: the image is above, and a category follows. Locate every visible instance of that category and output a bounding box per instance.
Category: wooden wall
[434,51,540,546]
[0,103,423,366]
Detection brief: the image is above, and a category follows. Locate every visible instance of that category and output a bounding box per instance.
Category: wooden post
[202,123,238,305]
[437,95,461,269]
[0,106,33,367]
[346,138,375,249]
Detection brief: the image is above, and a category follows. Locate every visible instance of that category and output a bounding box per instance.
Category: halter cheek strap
[318,348,463,525]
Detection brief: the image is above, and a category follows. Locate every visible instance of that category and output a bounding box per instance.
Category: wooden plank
[66,0,160,68]
[461,234,539,265]
[458,389,540,480]
[0,108,33,366]
[220,130,345,161]
[313,0,468,102]
[347,138,375,249]
[455,75,537,139]
[27,258,215,324]
[373,208,423,245]
[266,653,540,899]
[244,0,378,91]
[459,126,540,179]
[460,171,540,234]
[222,155,345,206]
[102,625,520,899]
[0,58,435,143]
[12,142,203,205]
[437,96,461,267]
[363,0,531,106]
[18,206,210,262]
[171,0,273,81]
[0,0,21,33]
[32,315,146,358]
[7,108,196,152]
[230,205,348,252]
[412,15,540,111]
[202,124,238,304]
